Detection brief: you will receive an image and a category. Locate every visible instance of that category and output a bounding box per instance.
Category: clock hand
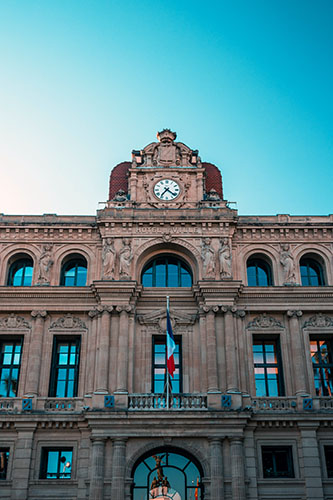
[165,187,177,196]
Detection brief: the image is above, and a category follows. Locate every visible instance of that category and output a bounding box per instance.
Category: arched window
[132,448,203,500]
[247,256,273,286]
[141,256,192,287]
[7,256,33,286]
[60,255,87,286]
[300,256,324,286]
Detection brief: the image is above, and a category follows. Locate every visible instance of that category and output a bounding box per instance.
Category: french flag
[166,305,176,378]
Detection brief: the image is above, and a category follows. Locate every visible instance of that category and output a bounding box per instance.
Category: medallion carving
[50,313,87,330]
[247,313,284,329]
[303,313,333,329]
[0,314,31,330]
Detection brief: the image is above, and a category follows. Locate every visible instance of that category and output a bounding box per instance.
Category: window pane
[257,266,268,286]
[142,256,192,288]
[0,450,9,480]
[155,262,166,287]
[247,266,256,286]
[168,263,178,287]
[76,266,87,286]
[325,446,333,478]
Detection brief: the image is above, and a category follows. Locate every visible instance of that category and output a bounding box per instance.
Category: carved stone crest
[138,308,197,333]
[303,313,333,329]
[247,313,284,329]
[0,313,31,330]
[50,313,87,330]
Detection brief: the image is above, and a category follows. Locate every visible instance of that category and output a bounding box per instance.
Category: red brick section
[108,162,131,201]
[108,161,223,200]
[202,162,223,199]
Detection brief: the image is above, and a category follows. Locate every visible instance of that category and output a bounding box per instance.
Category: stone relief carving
[219,237,232,279]
[138,308,197,333]
[132,129,201,168]
[113,189,127,202]
[102,237,116,279]
[0,314,31,329]
[206,189,221,201]
[303,313,333,329]
[50,313,87,330]
[280,244,297,285]
[119,238,133,279]
[247,313,284,329]
[201,238,215,278]
[36,243,54,285]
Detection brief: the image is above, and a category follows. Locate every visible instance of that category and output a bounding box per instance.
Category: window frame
[7,257,34,286]
[48,336,81,398]
[246,256,273,287]
[152,335,182,394]
[0,448,10,480]
[252,336,285,397]
[60,256,87,287]
[261,445,295,479]
[300,257,325,286]
[39,447,73,480]
[309,336,333,397]
[0,337,23,398]
[141,255,192,288]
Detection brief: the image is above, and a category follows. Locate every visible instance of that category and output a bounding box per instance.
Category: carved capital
[116,305,133,314]
[31,310,47,319]
[287,310,303,318]
[89,305,113,318]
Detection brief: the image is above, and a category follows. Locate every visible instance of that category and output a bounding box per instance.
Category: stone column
[209,438,224,500]
[11,424,36,500]
[96,307,112,393]
[287,310,308,395]
[116,306,132,393]
[25,311,47,396]
[89,438,106,500]
[223,307,239,392]
[230,437,246,500]
[299,423,324,499]
[199,308,208,392]
[111,438,127,500]
[205,307,219,392]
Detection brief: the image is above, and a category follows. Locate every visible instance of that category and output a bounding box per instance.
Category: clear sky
[0,0,332,216]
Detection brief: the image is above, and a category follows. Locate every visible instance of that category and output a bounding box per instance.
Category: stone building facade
[0,129,333,500]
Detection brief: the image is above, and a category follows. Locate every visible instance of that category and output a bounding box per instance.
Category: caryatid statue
[219,237,232,279]
[102,238,116,279]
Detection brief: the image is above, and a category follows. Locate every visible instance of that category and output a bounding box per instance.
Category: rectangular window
[0,338,23,397]
[49,337,80,397]
[152,336,181,394]
[262,446,294,478]
[325,446,333,478]
[0,449,9,480]
[253,338,284,397]
[40,448,72,479]
[310,338,333,396]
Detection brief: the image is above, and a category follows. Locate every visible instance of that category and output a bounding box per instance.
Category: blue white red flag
[166,305,176,378]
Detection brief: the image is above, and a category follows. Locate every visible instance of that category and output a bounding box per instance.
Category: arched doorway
[132,448,203,500]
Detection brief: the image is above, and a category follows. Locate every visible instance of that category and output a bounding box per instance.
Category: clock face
[153,179,180,201]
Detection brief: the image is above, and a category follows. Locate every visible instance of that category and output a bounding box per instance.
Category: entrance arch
[131,446,205,500]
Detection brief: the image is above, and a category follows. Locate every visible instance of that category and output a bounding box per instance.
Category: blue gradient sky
[0,0,332,215]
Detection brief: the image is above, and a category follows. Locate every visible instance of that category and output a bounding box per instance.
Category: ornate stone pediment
[303,313,333,329]
[132,129,201,168]
[49,313,87,330]
[247,313,284,329]
[138,308,197,332]
[0,313,31,330]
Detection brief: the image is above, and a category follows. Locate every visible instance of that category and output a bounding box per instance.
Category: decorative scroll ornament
[247,313,284,329]
[50,313,87,330]
[0,313,31,330]
[303,313,333,329]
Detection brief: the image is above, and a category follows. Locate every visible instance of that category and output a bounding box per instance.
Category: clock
[153,179,180,201]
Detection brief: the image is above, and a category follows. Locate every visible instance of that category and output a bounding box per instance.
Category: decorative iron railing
[128,393,207,410]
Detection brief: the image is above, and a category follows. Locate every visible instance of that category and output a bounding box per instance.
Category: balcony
[128,393,207,410]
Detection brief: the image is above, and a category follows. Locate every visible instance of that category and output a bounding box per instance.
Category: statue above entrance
[132,129,201,168]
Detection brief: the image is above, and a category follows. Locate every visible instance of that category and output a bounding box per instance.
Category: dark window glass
[60,257,87,286]
[325,446,333,478]
[253,339,284,396]
[300,257,324,286]
[247,258,272,286]
[40,448,72,479]
[49,338,80,397]
[142,256,192,288]
[153,337,181,394]
[0,339,23,397]
[0,449,9,480]
[7,258,33,286]
[262,446,294,478]
[133,450,203,500]
[310,338,333,396]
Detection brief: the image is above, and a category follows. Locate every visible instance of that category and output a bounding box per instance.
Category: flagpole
[166,295,170,409]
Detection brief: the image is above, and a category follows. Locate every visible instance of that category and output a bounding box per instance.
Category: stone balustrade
[43,398,83,411]
[128,393,207,410]
[251,397,297,411]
